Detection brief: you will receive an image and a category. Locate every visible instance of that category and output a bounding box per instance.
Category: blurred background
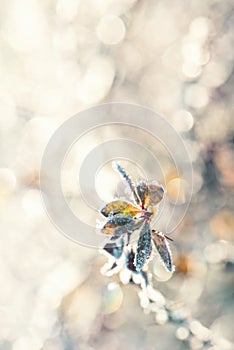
[0,0,234,349]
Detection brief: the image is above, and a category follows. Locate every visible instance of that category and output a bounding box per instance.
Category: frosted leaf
[112,161,142,206]
[103,236,124,260]
[152,230,174,272]
[134,221,152,271]
[136,181,164,209]
[101,213,144,235]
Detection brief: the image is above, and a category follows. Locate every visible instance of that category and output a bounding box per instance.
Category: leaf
[134,221,152,271]
[152,230,174,272]
[136,181,164,209]
[101,213,144,236]
[103,236,124,259]
[147,182,164,206]
[136,181,149,208]
[112,161,142,206]
[101,213,133,235]
[101,200,142,217]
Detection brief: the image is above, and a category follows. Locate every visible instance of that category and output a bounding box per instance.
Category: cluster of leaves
[98,162,174,274]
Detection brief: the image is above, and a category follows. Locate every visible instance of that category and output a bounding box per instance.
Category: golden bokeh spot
[209,210,234,239]
[166,178,190,205]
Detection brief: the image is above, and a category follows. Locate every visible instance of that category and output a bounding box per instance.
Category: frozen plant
[98,161,174,273]
[97,162,234,350]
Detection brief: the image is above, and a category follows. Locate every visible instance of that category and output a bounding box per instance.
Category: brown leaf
[152,230,174,272]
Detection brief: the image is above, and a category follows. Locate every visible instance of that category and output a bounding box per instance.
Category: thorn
[164,235,174,242]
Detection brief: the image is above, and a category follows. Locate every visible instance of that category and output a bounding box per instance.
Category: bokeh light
[96,15,126,45]
[0,0,233,349]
